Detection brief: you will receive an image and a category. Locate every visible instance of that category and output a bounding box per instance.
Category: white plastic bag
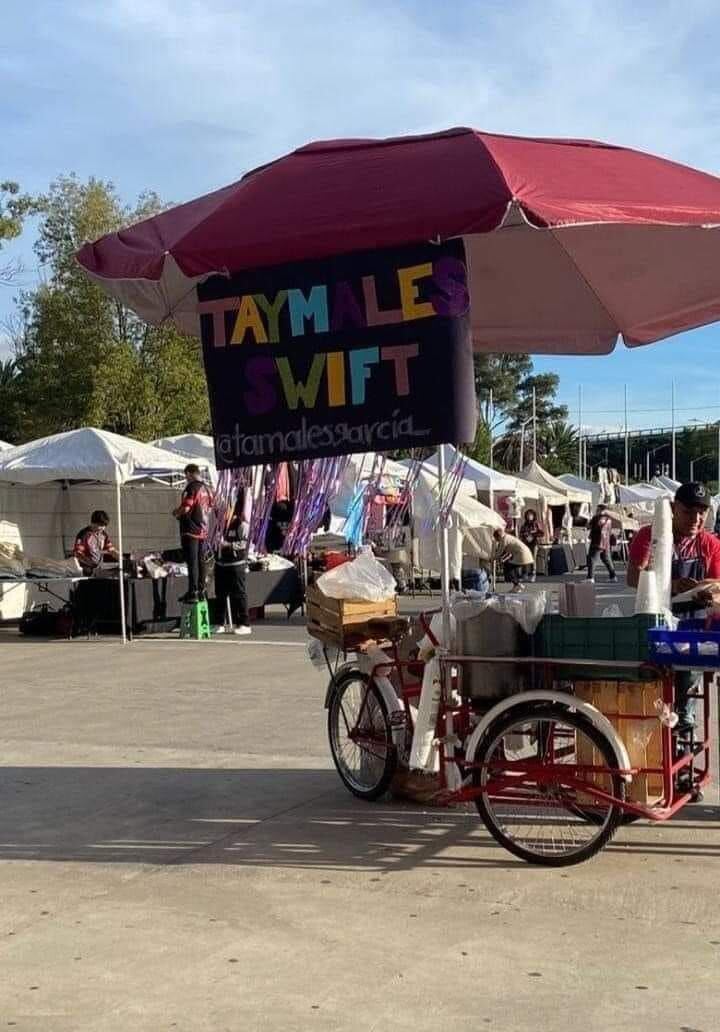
[316,548,396,602]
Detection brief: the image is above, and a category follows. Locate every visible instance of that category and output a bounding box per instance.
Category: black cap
[674,482,710,509]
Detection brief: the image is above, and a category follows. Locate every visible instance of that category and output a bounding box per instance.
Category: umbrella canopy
[522,460,592,505]
[0,428,191,485]
[78,127,720,354]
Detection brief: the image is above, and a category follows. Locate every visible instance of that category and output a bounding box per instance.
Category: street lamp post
[518,416,535,471]
[690,453,712,481]
[646,443,668,482]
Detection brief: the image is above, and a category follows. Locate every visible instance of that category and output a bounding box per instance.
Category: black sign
[197,240,476,468]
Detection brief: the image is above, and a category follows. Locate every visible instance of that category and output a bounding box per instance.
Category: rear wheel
[328,670,397,800]
[473,703,624,866]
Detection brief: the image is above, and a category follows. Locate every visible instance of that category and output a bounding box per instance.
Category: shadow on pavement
[0,766,517,871]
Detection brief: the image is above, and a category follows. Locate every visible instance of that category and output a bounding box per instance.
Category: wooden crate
[306,585,397,648]
[574,680,664,806]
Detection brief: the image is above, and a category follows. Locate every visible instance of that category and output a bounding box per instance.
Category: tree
[0,181,38,284]
[10,175,209,441]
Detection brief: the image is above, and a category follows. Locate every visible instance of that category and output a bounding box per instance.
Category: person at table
[518,509,543,582]
[627,481,720,751]
[586,504,618,583]
[493,528,535,592]
[173,463,213,603]
[73,510,119,576]
[214,504,251,637]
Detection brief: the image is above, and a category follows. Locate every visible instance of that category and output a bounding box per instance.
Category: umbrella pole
[115,478,127,644]
[437,444,452,646]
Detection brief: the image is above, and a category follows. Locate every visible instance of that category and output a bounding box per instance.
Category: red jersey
[628,526,720,578]
[177,479,213,539]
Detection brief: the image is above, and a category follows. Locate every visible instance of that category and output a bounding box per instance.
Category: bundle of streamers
[343,453,387,549]
[205,467,250,555]
[282,455,350,556]
[247,465,278,554]
[438,449,468,525]
[417,449,468,535]
[384,450,424,543]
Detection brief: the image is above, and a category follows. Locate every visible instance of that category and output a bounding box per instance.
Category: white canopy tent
[522,461,593,506]
[150,433,217,481]
[423,446,518,494]
[412,467,504,580]
[558,473,602,507]
[0,429,192,641]
[651,475,680,496]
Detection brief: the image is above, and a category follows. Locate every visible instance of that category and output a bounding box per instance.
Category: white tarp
[423,446,518,494]
[651,475,680,496]
[0,428,190,486]
[0,440,12,451]
[412,468,505,578]
[558,473,602,507]
[150,433,215,467]
[522,460,592,505]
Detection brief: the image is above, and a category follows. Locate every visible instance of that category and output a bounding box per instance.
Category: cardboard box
[575,680,664,806]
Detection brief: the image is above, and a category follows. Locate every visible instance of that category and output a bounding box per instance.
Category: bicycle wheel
[328,670,397,800]
[473,703,624,866]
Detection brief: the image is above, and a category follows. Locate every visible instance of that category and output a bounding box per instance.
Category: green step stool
[179,599,211,640]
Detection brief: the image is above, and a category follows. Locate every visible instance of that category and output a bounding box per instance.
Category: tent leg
[437,445,452,646]
[115,479,127,644]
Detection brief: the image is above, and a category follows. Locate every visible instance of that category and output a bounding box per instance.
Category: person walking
[518,508,543,582]
[586,505,617,583]
[174,464,213,603]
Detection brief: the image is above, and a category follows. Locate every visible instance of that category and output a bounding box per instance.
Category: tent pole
[115,478,127,644]
[437,444,451,646]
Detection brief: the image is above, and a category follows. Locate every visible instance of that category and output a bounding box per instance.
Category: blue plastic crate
[648,619,720,668]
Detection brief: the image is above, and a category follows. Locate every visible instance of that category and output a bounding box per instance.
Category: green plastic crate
[534,613,662,681]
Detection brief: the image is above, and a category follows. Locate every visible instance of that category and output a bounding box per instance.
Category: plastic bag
[453,591,547,636]
[316,548,396,601]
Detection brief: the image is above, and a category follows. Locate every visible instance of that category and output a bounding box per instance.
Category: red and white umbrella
[77,126,720,354]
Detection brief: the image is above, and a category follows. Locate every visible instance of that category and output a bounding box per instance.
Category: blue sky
[3,0,720,432]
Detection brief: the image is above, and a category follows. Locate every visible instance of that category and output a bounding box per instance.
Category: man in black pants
[586,505,618,583]
[174,464,213,603]
[214,507,251,636]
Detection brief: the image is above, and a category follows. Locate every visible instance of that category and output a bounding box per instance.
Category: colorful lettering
[330,280,366,331]
[362,276,403,326]
[349,347,380,405]
[276,354,327,409]
[254,291,288,343]
[287,286,329,336]
[397,263,434,321]
[231,295,268,345]
[431,257,470,317]
[381,343,418,395]
[197,298,238,347]
[326,351,346,407]
[243,355,278,415]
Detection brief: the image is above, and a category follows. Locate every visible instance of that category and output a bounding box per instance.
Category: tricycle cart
[318,612,715,866]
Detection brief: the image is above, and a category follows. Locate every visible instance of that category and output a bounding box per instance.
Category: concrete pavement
[2,575,720,1030]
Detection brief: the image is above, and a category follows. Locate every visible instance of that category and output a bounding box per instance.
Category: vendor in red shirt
[73,509,119,576]
[628,481,720,772]
[627,481,720,597]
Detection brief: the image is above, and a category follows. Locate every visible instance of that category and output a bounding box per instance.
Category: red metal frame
[347,637,713,823]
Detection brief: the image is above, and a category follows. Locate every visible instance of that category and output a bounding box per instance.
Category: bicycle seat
[366,616,409,643]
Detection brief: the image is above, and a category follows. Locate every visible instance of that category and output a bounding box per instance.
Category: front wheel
[327,670,397,800]
[473,703,625,866]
